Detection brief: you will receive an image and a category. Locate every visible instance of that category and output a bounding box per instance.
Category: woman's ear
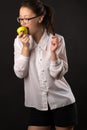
[38,16,44,23]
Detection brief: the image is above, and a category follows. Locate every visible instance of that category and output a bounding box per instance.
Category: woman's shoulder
[14,35,23,48]
[49,32,65,43]
[56,33,64,42]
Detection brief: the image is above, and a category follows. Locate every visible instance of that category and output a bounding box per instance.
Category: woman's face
[19,7,43,35]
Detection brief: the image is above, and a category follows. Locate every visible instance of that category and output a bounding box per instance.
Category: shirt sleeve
[13,37,29,79]
[49,35,68,79]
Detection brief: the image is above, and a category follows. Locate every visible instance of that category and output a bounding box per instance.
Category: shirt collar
[29,30,53,51]
[35,29,52,51]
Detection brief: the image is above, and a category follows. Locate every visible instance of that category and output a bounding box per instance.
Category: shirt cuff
[50,59,61,66]
[20,54,29,62]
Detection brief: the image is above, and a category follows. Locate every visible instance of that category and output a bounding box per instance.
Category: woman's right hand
[18,32,30,47]
[18,32,30,56]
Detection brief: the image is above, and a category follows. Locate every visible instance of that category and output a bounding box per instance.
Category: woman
[13,0,78,130]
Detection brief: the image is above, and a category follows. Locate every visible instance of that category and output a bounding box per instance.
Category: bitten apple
[17,26,28,35]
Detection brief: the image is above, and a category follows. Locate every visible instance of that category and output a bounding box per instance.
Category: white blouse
[13,30,75,110]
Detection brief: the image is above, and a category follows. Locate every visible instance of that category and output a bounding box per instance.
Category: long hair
[20,0,55,35]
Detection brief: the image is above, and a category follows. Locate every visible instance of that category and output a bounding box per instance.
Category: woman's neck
[32,26,44,44]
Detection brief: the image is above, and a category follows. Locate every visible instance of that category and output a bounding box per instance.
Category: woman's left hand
[50,35,59,52]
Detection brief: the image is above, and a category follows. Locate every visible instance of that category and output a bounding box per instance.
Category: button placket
[42,92,48,108]
[38,49,48,92]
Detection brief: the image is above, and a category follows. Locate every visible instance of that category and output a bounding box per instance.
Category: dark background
[0,0,87,130]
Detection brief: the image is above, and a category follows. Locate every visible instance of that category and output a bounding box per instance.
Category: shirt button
[41,69,44,72]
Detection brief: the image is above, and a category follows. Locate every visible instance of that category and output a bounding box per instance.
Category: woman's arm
[13,36,29,79]
[49,35,68,79]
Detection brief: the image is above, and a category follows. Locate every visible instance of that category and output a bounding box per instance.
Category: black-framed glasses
[17,15,40,23]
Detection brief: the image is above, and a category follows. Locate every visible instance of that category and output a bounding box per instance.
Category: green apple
[17,26,28,35]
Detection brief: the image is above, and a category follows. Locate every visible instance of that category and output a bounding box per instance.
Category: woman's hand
[19,32,30,47]
[50,35,59,61]
[18,32,30,56]
[50,35,59,52]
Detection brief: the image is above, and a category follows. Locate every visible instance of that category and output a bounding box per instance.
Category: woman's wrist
[21,46,29,57]
[51,51,58,61]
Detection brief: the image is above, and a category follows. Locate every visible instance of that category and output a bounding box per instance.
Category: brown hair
[20,0,55,35]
